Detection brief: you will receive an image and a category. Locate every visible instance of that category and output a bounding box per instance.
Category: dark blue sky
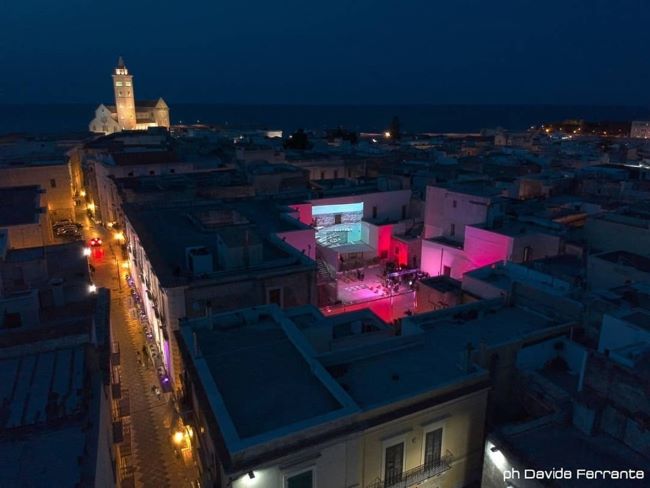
[2,0,649,105]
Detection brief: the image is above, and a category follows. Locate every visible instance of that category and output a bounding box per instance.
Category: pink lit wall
[464,226,512,268]
[392,238,410,267]
[276,228,316,260]
[378,224,393,258]
[420,240,472,280]
[288,203,313,226]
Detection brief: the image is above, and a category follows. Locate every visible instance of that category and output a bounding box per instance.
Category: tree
[388,115,401,140]
[284,128,312,150]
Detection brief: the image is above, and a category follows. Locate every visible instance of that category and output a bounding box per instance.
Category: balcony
[366,451,453,488]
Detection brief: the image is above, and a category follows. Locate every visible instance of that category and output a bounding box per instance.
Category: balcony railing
[366,450,453,488]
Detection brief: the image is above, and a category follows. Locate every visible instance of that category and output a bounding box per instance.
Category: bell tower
[112,56,136,130]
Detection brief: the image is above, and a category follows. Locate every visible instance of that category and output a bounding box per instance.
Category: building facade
[89,57,170,134]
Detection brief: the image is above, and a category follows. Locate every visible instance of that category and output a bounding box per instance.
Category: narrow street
[82,216,198,487]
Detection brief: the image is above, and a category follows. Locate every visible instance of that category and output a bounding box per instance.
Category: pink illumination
[377,224,393,258]
[391,238,410,267]
[288,203,313,226]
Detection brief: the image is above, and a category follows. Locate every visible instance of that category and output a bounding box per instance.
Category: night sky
[2,0,649,105]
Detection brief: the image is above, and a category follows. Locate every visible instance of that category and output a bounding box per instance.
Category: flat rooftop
[180,307,356,452]
[124,200,312,287]
[420,276,461,293]
[407,303,563,350]
[0,186,42,226]
[183,303,535,453]
[595,250,650,272]
[0,425,86,487]
[0,345,86,429]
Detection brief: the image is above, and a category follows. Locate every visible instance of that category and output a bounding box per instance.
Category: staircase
[317,258,336,283]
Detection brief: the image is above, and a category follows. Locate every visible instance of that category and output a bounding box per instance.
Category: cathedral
[89,57,170,134]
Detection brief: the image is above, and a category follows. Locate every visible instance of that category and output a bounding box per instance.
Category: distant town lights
[384,131,391,138]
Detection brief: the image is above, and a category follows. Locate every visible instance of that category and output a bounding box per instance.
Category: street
[82,216,199,488]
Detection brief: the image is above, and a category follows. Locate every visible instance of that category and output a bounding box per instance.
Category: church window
[125,81,131,87]
[118,91,122,96]
[115,81,123,86]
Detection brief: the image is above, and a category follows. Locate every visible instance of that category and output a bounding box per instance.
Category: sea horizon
[2,102,650,136]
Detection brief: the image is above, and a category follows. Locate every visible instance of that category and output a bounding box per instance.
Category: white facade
[424,186,504,241]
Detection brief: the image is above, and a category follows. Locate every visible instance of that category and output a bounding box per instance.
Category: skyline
[2,1,650,105]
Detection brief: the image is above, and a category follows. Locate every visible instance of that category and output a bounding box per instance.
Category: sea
[2,103,650,135]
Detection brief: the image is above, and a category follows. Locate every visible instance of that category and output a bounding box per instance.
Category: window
[334,214,342,225]
[401,205,407,220]
[125,81,131,87]
[523,246,532,262]
[49,178,56,188]
[452,200,457,208]
[424,428,443,467]
[286,469,313,488]
[334,170,338,178]
[115,81,123,87]
[443,265,451,277]
[450,223,455,236]
[320,171,325,179]
[384,442,404,485]
[372,206,378,219]
[267,287,283,307]
[118,91,122,96]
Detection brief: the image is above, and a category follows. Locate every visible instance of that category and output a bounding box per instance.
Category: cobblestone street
[86,219,198,487]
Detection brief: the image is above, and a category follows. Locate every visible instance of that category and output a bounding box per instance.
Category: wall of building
[231,439,357,488]
[276,228,316,260]
[4,219,48,249]
[464,226,513,268]
[361,388,489,488]
[424,186,502,241]
[0,164,74,221]
[311,190,411,224]
[583,216,650,255]
[598,314,650,354]
[461,274,508,300]
[587,255,650,290]
[420,240,472,280]
[416,284,461,313]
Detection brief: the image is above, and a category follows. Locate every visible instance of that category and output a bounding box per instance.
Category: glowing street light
[173,430,184,445]
[83,247,91,256]
[88,284,97,293]
[384,131,391,138]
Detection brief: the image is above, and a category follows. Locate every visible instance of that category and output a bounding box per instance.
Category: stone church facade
[89,57,170,134]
